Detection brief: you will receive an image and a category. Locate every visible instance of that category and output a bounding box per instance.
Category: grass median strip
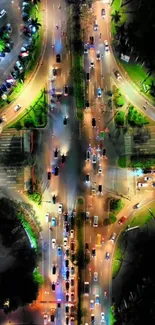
[8,89,47,129]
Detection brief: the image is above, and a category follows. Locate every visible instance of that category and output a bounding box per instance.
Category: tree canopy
[0,197,41,313]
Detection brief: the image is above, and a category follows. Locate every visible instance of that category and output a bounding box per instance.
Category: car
[66,270,69,279]
[86,72,90,81]
[0,52,5,57]
[71,277,74,286]
[98,185,102,194]
[51,217,56,226]
[71,292,74,302]
[58,204,63,214]
[20,51,29,58]
[105,252,110,260]
[90,61,95,68]
[94,20,98,31]
[86,173,90,183]
[63,116,68,125]
[114,69,122,80]
[102,148,106,157]
[65,248,70,257]
[15,61,23,73]
[0,9,6,19]
[64,85,69,96]
[70,229,74,238]
[92,248,96,257]
[64,212,68,223]
[137,182,148,187]
[101,8,105,18]
[94,272,98,281]
[45,212,50,223]
[71,266,75,275]
[52,282,56,291]
[144,176,152,181]
[53,67,57,77]
[90,36,94,45]
[95,295,100,304]
[57,94,61,103]
[58,246,62,256]
[92,182,97,195]
[66,316,69,325]
[92,154,96,164]
[66,294,69,302]
[63,237,68,247]
[91,314,95,324]
[52,238,56,248]
[14,104,22,112]
[61,154,66,164]
[52,194,56,204]
[43,314,48,325]
[96,51,100,60]
[97,87,102,97]
[52,265,57,274]
[54,148,58,159]
[85,100,90,108]
[111,233,116,242]
[65,281,69,290]
[85,211,90,220]
[65,305,69,313]
[118,216,127,224]
[47,171,51,180]
[104,290,107,298]
[85,242,89,250]
[93,215,98,227]
[98,165,102,174]
[152,183,155,187]
[104,40,109,51]
[86,150,90,161]
[90,300,94,309]
[92,117,96,128]
[101,312,105,323]
[65,223,70,233]
[54,166,59,176]
[51,312,55,322]
[56,54,61,62]
[70,241,75,253]
[135,203,140,208]
[84,45,88,54]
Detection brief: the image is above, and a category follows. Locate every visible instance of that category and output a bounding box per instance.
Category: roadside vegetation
[9,89,47,129]
[111,0,155,101]
[0,1,43,109]
[0,197,42,313]
[118,154,155,168]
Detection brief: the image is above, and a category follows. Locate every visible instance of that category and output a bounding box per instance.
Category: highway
[1,0,155,325]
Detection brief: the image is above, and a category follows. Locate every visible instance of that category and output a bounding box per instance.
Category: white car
[58,204,63,214]
[94,20,98,31]
[86,211,90,220]
[104,40,109,51]
[98,165,102,174]
[70,230,74,239]
[92,154,96,164]
[96,51,100,60]
[84,45,88,54]
[15,60,23,73]
[45,212,50,223]
[90,61,95,68]
[144,176,152,181]
[43,314,48,325]
[101,312,105,323]
[63,237,68,247]
[14,104,22,112]
[94,272,98,281]
[137,183,148,187]
[52,238,56,248]
[110,233,116,242]
[0,9,6,19]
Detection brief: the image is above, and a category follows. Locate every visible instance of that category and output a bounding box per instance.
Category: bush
[127,105,149,127]
[28,192,41,205]
[114,89,125,107]
[110,198,123,212]
[78,197,84,205]
[77,110,84,120]
[109,213,117,224]
[118,155,127,167]
[115,111,125,126]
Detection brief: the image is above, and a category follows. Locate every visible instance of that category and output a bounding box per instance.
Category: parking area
[137,171,155,190]
[0,129,24,190]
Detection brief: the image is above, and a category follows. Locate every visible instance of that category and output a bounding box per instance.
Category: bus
[96,234,101,246]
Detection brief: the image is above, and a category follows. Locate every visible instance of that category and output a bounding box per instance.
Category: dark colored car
[65,259,69,268]
[86,174,90,182]
[52,265,56,274]
[53,68,57,77]
[56,54,61,62]
[86,72,90,81]
[65,281,69,290]
[63,116,68,125]
[54,166,59,176]
[54,148,58,158]
[47,172,51,180]
[61,154,66,164]
[51,313,55,322]
[66,224,70,233]
[71,242,75,253]
[64,213,68,223]
[85,243,89,250]
[102,148,106,156]
[52,195,56,204]
[64,85,69,96]
[66,270,69,279]
[92,248,96,257]
[90,36,94,45]
[65,305,69,313]
[92,118,96,128]
[85,100,89,108]
[52,282,56,291]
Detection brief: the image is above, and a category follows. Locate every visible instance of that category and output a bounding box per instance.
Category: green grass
[110,306,116,325]
[129,202,154,228]
[74,55,85,111]
[117,155,128,168]
[8,89,47,129]
[121,61,155,101]
[112,235,125,278]
[7,82,24,103]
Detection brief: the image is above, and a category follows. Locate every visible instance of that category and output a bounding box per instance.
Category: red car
[118,216,126,225]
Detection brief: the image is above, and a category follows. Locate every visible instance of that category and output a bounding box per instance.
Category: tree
[111,10,121,24]
[0,39,5,52]
[147,81,155,97]
[109,213,117,224]
[29,18,41,31]
[110,198,123,211]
